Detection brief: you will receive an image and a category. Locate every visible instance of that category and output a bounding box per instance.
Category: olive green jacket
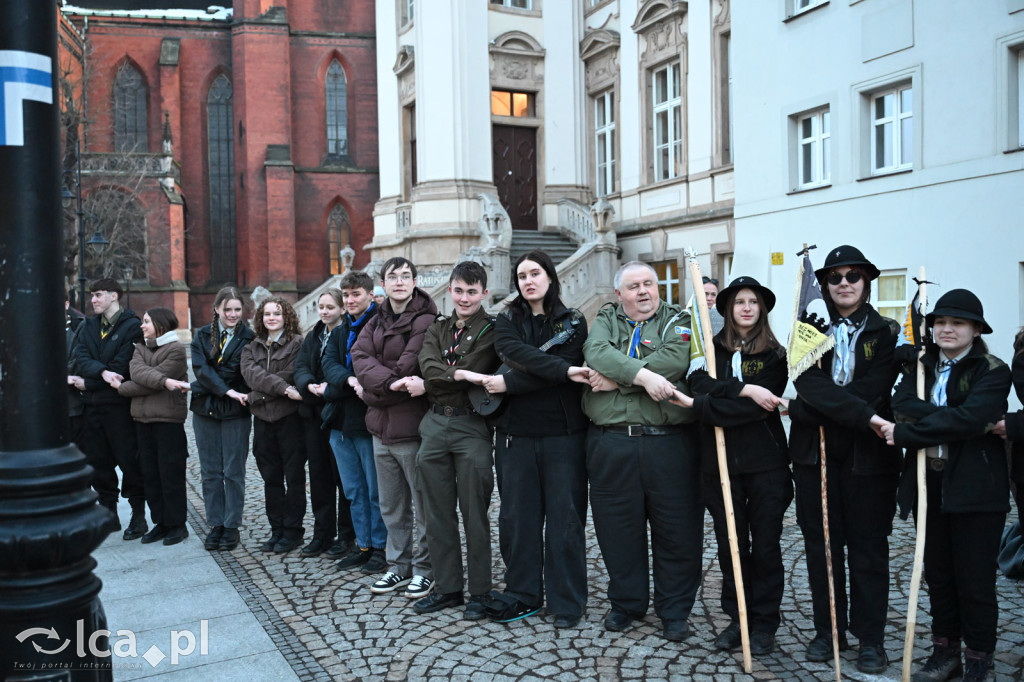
[581,301,696,426]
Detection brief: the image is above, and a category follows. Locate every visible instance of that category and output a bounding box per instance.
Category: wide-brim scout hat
[814,245,881,282]
[716,276,776,316]
[927,288,993,334]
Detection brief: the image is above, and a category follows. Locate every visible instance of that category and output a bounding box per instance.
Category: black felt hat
[715,276,776,316]
[814,245,881,282]
[927,289,993,334]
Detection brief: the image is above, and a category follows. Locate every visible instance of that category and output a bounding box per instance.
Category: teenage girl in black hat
[787,245,902,673]
[880,289,1011,682]
[675,276,791,656]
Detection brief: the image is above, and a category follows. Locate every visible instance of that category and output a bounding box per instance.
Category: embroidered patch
[863,339,877,361]
[677,327,691,341]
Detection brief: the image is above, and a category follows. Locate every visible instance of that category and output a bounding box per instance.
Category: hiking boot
[123,501,148,541]
[961,648,994,682]
[912,637,962,682]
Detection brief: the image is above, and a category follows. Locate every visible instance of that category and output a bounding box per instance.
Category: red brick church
[59,0,378,325]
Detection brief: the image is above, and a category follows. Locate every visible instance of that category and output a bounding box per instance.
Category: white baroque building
[730,0,1024,364]
[370,0,735,315]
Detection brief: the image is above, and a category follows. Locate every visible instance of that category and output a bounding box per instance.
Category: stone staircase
[509,230,579,265]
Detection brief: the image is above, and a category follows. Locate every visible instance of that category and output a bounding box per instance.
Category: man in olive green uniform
[411,261,500,619]
[582,261,702,642]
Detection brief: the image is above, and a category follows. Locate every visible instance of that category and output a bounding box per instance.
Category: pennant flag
[896,289,925,349]
[684,295,707,378]
[787,253,834,381]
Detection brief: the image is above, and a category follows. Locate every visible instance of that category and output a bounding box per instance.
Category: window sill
[784,0,829,23]
[584,0,614,15]
[857,167,912,181]
[1003,146,1024,154]
[787,182,832,195]
[489,5,541,18]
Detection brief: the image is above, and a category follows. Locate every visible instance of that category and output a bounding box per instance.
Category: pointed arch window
[326,60,348,157]
[207,75,236,282]
[327,204,351,275]
[114,64,148,152]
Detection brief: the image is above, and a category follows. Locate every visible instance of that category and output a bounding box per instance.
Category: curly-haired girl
[241,296,307,553]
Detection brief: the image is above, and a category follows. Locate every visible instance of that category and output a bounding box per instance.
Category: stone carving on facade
[490,31,544,88]
[713,0,730,28]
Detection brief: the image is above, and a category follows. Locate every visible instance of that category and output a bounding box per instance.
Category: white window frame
[870,84,913,175]
[399,0,413,27]
[797,107,831,189]
[873,269,908,323]
[653,260,681,306]
[796,0,827,12]
[594,90,616,197]
[652,61,682,182]
[490,0,532,9]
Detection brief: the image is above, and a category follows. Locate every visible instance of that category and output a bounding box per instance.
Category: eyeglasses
[826,270,863,286]
[385,273,414,283]
[702,277,719,285]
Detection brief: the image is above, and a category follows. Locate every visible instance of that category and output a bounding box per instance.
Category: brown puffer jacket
[117,332,188,423]
[240,333,303,423]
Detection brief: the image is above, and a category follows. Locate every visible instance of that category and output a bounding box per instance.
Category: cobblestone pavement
[180,414,1024,681]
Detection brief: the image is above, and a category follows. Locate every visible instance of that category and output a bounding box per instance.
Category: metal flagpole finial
[684,246,698,261]
[796,244,818,257]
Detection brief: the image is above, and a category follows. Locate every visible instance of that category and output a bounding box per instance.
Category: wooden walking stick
[819,420,841,682]
[685,249,752,673]
[902,268,929,682]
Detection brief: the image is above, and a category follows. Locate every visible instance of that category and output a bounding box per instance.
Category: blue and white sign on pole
[0,50,52,147]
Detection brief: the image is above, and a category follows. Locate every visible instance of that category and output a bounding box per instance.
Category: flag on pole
[787,253,834,382]
[896,289,925,349]
[683,295,707,378]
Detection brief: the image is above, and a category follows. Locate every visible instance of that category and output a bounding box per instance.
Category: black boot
[100,499,121,532]
[123,500,148,541]
[962,648,994,682]
[912,636,961,682]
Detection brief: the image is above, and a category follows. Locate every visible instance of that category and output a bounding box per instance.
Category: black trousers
[137,421,188,527]
[253,413,307,539]
[704,467,793,634]
[586,425,702,623]
[81,402,145,508]
[495,431,588,618]
[794,458,897,645]
[303,416,355,542]
[921,469,1006,653]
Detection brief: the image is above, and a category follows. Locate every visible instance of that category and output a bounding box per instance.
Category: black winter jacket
[67,308,86,417]
[189,322,255,421]
[893,344,1012,515]
[689,335,789,475]
[320,304,379,436]
[789,304,902,475]
[295,320,345,422]
[74,308,143,406]
[492,301,588,437]
[1004,336,1024,490]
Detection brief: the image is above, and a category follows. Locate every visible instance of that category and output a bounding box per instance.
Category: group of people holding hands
[67,242,1021,682]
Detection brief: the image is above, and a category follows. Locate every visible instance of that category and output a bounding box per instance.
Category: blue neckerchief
[625,317,648,359]
[931,358,958,407]
[832,318,854,385]
[345,302,375,368]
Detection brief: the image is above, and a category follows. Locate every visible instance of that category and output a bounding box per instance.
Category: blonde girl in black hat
[880,289,1011,682]
[674,276,791,656]
[787,245,902,673]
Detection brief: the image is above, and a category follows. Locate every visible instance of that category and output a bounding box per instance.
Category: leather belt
[600,424,684,437]
[430,404,473,417]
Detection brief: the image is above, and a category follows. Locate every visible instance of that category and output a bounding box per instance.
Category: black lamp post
[1,2,116,680]
[122,265,133,310]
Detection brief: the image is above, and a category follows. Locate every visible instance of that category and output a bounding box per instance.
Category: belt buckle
[443,406,455,417]
[627,424,643,437]
[928,458,944,472]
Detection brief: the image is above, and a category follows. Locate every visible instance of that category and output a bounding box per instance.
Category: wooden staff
[902,268,929,681]
[685,251,752,673]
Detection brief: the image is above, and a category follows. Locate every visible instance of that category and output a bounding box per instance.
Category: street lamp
[339,243,355,273]
[122,265,132,310]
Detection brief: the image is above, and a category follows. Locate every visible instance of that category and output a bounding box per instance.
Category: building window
[113,64,148,153]
[874,270,907,322]
[400,0,414,26]
[718,32,733,165]
[207,74,236,283]
[794,0,827,14]
[1018,49,1024,147]
[327,204,351,276]
[871,84,912,174]
[490,0,531,8]
[798,108,831,188]
[491,89,534,118]
[652,62,682,181]
[406,104,417,193]
[594,90,616,196]
[652,260,681,306]
[326,59,348,157]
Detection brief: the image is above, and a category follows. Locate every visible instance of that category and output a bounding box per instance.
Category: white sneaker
[405,575,433,598]
[370,571,412,594]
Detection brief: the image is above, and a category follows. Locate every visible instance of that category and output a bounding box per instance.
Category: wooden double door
[492,124,537,231]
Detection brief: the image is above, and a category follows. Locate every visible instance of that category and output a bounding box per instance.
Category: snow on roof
[61,3,233,22]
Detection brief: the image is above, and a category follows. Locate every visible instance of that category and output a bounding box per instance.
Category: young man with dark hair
[412,261,500,618]
[74,278,147,539]
[322,269,387,572]
[351,258,438,597]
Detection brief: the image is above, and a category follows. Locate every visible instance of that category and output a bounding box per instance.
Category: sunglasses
[702,277,719,285]
[826,270,863,286]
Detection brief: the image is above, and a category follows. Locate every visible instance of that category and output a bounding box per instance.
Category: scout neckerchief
[831,313,866,386]
[216,323,233,365]
[730,348,744,383]
[345,302,374,368]
[929,346,970,459]
[447,323,466,366]
[625,318,648,359]
[100,310,120,340]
